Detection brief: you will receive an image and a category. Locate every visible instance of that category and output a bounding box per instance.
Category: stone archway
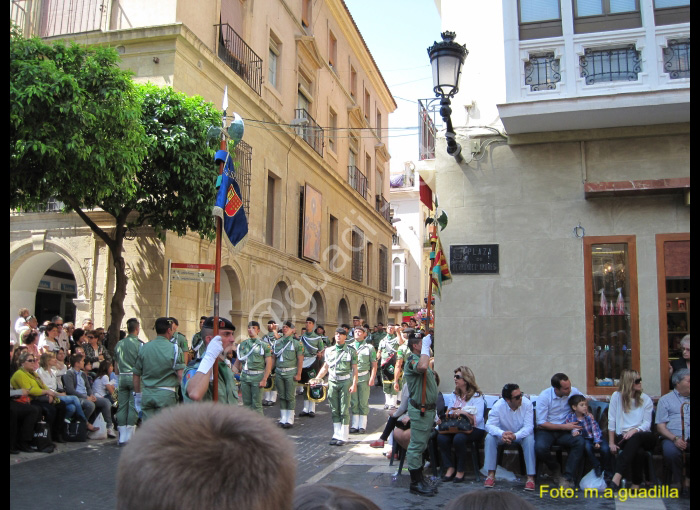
[271,281,293,323]
[376,306,386,326]
[337,298,350,327]
[214,265,244,333]
[308,290,326,326]
[359,303,369,324]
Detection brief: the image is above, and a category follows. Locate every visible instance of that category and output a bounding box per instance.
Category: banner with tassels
[213,149,248,252]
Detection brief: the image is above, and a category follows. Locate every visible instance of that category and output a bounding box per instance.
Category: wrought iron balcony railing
[215,23,262,96]
[418,99,438,161]
[294,109,324,156]
[580,45,641,85]
[348,165,368,199]
[11,0,109,38]
[375,194,391,223]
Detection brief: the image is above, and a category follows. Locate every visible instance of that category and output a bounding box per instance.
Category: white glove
[133,392,142,413]
[197,335,223,374]
[421,334,432,357]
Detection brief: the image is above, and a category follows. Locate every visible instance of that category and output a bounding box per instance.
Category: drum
[262,372,275,391]
[300,357,321,384]
[381,353,397,381]
[306,381,327,403]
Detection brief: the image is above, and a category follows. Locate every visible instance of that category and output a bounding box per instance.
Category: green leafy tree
[11,30,222,350]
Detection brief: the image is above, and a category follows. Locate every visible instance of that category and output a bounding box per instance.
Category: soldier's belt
[156,386,178,392]
[119,372,134,376]
[277,366,297,373]
[243,370,264,375]
[409,398,436,411]
[357,371,369,377]
[331,374,351,381]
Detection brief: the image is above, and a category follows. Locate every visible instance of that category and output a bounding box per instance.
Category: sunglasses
[26,358,36,362]
[634,378,642,384]
[510,394,523,400]
[454,374,463,380]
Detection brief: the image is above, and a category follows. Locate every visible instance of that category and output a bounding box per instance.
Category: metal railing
[418,99,438,161]
[215,23,262,96]
[348,165,368,199]
[663,39,690,79]
[11,0,109,38]
[375,195,391,223]
[580,45,641,85]
[525,52,561,91]
[294,109,324,156]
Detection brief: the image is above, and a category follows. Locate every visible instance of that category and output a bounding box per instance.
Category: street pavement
[10,385,691,509]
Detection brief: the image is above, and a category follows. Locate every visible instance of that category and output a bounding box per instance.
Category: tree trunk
[107,243,127,353]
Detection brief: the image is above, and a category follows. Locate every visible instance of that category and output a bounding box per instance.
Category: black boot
[409,468,436,497]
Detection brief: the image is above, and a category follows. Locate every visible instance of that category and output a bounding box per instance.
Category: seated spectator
[10,350,67,443]
[39,322,61,354]
[607,369,655,491]
[655,368,690,492]
[62,321,75,352]
[55,348,69,377]
[36,352,97,431]
[437,366,485,483]
[83,330,106,365]
[10,345,28,377]
[293,484,380,510]
[92,360,116,404]
[669,335,690,377]
[70,328,87,354]
[483,383,536,491]
[116,403,296,510]
[22,329,41,359]
[565,394,612,479]
[63,354,115,438]
[534,373,585,488]
[10,385,42,453]
[444,490,537,510]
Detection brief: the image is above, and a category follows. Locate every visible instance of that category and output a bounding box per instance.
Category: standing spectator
[534,373,585,488]
[62,322,75,351]
[438,365,486,484]
[14,308,30,339]
[652,368,690,492]
[607,369,655,491]
[82,318,94,331]
[483,383,536,491]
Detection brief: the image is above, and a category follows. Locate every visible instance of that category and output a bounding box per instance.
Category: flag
[419,176,433,210]
[213,149,248,251]
[431,234,451,299]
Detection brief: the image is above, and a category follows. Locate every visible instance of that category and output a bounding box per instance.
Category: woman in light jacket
[437,365,485,483]
[608,369,655,490]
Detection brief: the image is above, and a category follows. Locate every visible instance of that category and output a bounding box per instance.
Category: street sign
[170,263,216,283]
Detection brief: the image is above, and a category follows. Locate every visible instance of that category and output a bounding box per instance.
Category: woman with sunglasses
[607,369,655,490]
[437,366,486,483]
[10,350,69,443]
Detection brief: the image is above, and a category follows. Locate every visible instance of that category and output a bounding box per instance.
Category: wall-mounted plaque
[450,244,499,274]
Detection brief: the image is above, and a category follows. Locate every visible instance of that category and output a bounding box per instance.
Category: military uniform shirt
[237,338,271,372]
[134,336,185,388]
[351,340,377,374]
[300,332,326,360]
[273,335,303,369]
[181,359,238,403]
[403,352,438,405]
[378,335,400,364]
[114,334,143,374]
[324,344,357,380]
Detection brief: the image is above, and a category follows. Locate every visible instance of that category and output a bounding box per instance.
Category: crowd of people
[10,307,690,505]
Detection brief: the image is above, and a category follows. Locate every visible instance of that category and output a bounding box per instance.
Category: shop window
[584,236,640,394]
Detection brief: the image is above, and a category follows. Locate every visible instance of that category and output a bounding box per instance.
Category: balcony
[294,109,324,156]
[215,23,262,96]
[348,166,368,199]
[418,99,438,161]
[375,195,391,224]
[11,0,109,38]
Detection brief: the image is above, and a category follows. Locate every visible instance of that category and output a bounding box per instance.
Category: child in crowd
[565,395,612,478]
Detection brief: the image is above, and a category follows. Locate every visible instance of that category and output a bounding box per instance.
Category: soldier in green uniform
[190,316,207,359]
[181,316,238,404]
[312,328,358,446]
[114,318,144,445]
[168,317,189,362]
[272,321,303,429]
[233,321,272,414]
[377,323,400,409]
[261,320,281,406]
[370,323,386,386]
[403,331,438,497]
[349,326,377,434]
[133,317,185,421]
[299,317,328,418]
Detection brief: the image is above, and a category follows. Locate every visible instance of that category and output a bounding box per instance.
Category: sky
[343,0,442,174]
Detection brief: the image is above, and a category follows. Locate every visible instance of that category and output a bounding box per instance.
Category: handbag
[438,413,474,435]
[65,420,88,442]
[32,421,55,453]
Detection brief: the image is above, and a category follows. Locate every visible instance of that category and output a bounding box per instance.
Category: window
[328,108,337,153]
[265,175,277,246]
[268,36,281,89]
[376,110,382,141]
[364,89,370,120]
[379,245,388,293]
[524,53,561,91]
[580,45,641,84]
[654,0,690,25]
[329,215,339,272]
[351,227,364,282]
[366,241,373,287]
[518,0,563,39]
[365,154,372,196]
[301,0,311,31]
[329,31,337,71]
[350,66,357,99]
[573,0,641,33]
[583,236,640,394]
[663,39,690,79]
[392,256,403,302]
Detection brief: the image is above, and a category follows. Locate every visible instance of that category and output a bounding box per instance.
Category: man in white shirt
[484,383,536,491]
[534,373,585,488]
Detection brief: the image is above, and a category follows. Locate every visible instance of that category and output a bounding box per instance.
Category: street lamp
[427,31,468,162]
